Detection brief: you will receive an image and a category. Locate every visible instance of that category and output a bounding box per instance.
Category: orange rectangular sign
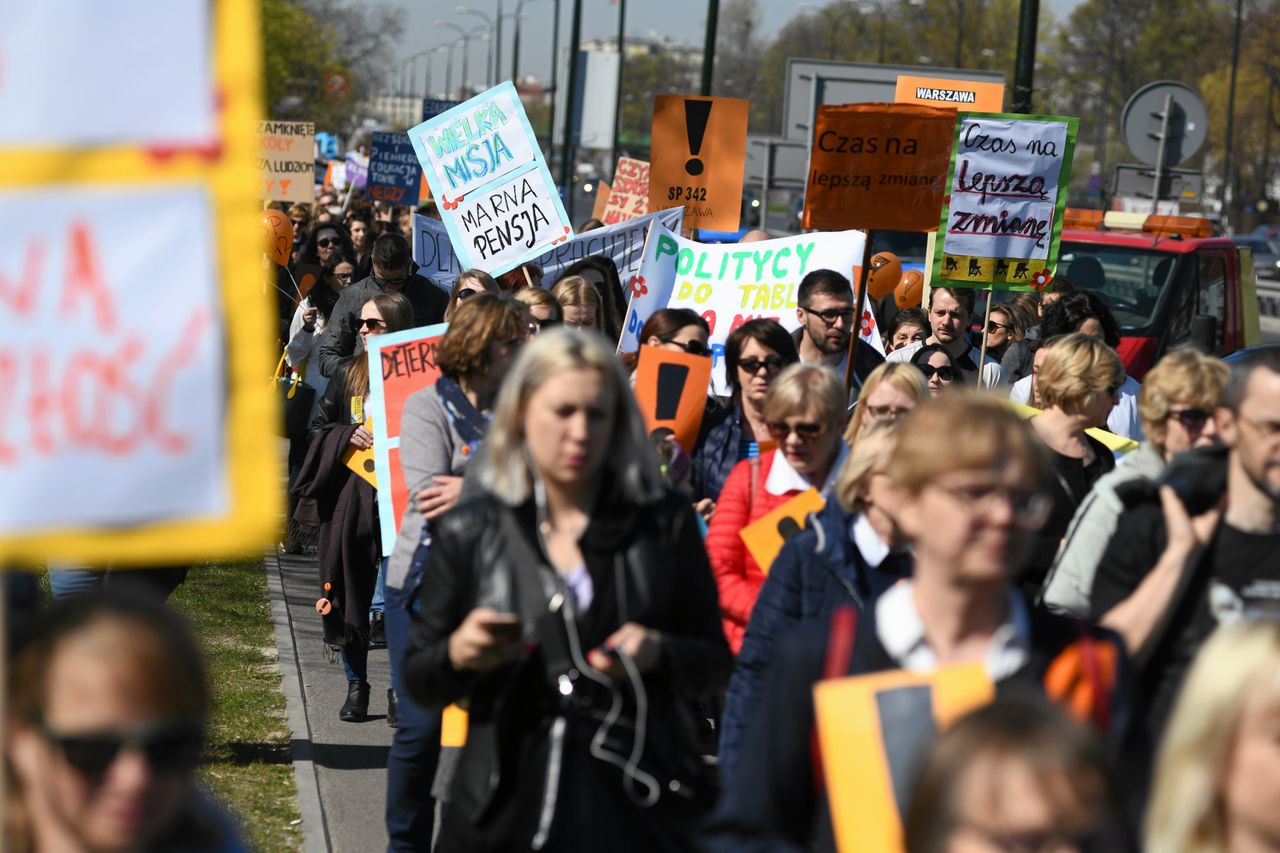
[649,95,749,232]
[633,344,713,453]
[740,488,825,574]
[591,179,612,221]
[601,157,650,225]
[803,103,956,232]
[894,75,1006,112]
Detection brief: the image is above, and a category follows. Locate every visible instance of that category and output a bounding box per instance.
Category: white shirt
[875,580,1033,681]
[887,339,1004,389]
[764,441,850,498]
[850,512,891,569]
[1009,373,1144,442]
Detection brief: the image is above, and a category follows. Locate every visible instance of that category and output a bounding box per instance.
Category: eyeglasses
[316,237,339,248]
[456,287,480,301]
[334,272,353,282]
[985,320,1010,333]
[290,219,307,229]
[1168,407,1211,430]
[766,420,825,442]
[39,718,205,779]
[738,356,786,375]
[358,317,386,330]
[919,364,957,382]
[373,273,410,288]
[661,337,709,356]
[931,480,1052,528]
[801,306,855,325]
[865,404,912,421]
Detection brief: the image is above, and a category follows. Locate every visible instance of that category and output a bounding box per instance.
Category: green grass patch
[170,560,302,853]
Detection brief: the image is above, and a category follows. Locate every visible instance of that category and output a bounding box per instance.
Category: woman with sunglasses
[844,362,930,444]
[444,269,499,321]
[297,220,354,270]
[6,592,245,852]
[910,343,960,397]
[691,320,800,513]
[295,292,416,723]
[705,364,848,655]
[514,285,563,331]
[1041,349,1227,617]
[622,308,712,374]
[1023,333,1123,596]
[982,303,1026,363]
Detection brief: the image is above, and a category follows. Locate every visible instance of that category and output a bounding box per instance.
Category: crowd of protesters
[6,177,1280,853]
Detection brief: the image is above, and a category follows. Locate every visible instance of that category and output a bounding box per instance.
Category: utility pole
[560,0,583,221]
[700,0,720,96]
[1221,0,1244,233]
[1010,0,1039,113]
[613,0,627,166]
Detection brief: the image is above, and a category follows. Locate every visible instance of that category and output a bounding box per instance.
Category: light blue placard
[408,81,573,277]
[366,322,450,551]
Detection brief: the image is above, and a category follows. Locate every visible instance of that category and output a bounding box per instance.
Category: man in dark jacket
[792,269,884,399]
[317,232,448,378]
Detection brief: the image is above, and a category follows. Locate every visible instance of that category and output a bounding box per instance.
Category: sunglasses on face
[766,421,824,441]
[662,337,709,356]
[1169,407,1211,429]
[738,356,785,375]
[40,718,205,779]
[373,274,409,288]
[986,320,1010,333]
[802,306,855,325]
[919,364,957,381]
[358,317,386,331]
[316,237,339,248]
[456,287,480,301]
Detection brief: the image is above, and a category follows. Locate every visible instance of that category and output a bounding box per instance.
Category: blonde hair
[845,362,929,444]
[1147,621,1280,852]
[835,421,898,512]
[514,286,560,313]
[887,394,1050,495]
[1036,333,1125,410]
[763,363,846,431]
[476,327,663,505]
[551,275,605,330]
[1139,349,1229,450]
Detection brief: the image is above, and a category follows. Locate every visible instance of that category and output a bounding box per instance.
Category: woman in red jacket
[705,364,848,653]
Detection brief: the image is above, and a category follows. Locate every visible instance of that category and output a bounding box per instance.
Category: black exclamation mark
[684,100,712,176]
[655,363,690,420]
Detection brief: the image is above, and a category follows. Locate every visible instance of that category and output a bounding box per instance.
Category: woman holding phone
[402,329,731,852]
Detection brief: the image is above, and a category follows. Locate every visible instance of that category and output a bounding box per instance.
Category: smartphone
[481,614,522,642]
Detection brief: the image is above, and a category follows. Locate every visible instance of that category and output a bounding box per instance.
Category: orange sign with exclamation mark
[649,94,749,232]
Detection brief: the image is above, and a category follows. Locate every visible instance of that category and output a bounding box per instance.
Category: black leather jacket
[403,485,731,848]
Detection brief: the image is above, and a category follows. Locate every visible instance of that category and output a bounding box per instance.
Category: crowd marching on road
[8,43,1280,853]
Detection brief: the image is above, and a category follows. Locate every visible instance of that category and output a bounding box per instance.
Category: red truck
[1055,209,1260,379]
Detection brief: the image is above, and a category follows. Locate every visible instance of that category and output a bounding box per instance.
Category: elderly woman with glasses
[1041,349,1228,617]
[705,364,848,655]
[691,320,800,515]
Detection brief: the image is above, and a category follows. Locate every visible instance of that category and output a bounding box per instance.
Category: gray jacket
[316,273,448,378]
[386,386,475,592]
[1039,441,1166,617]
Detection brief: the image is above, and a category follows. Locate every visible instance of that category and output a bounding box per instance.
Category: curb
[266,552,331,853]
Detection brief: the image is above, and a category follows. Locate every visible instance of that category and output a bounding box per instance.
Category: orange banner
[633,345,713,453]
[803,103,956,232]
[649,95,749,232]
[894,75,1006,112]
[740,488,825,574]
[601,157,651,225]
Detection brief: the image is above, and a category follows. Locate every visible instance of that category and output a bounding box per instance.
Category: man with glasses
[887,287,1004,388]
[793,269,884,398]
[317,232,449,378]
[1090,348,1280,737]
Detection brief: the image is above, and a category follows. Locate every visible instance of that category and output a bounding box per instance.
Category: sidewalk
[268,551,394,853]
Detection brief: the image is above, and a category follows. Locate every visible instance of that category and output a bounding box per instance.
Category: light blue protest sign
[408,81,573,277]
[368,131,422,205]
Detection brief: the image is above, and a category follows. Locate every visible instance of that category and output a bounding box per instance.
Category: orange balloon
[867,252,903,300]
[895,269,925,309]
[262,209,294,266]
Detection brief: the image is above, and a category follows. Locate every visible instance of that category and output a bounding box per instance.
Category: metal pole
[760,141,771,229]
[1151,93,1173,216]
[1010,0,1039,113]
[486,31,494,87]
[612,0,627,165]
[1221,0,1244,233]
[549,0,561,145]
[1094,0,1116,192]
[512,1,523,81]
[954,0,965,68]
[425,52,433,98]
[496,0,505,83]
[560,0,583,222]
[462,36,471,96]
[446,45,455,99]
[700,0,720,96]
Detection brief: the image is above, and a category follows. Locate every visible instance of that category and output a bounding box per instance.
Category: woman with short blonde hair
[845,362,929,444]
[1147,620,1280,852]
[551,275,606,332]
[1036,333,1125,411]
[762,363,846,434]
[513,286,563,330]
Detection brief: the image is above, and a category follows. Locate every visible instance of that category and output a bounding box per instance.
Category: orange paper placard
[633,345,713,453]
[591,179,612,221]
[441,704,468,747]
[894,75,1006,112]
[342,420,377,487]
[740,488,825,574]
[649,95,749,231]
[804,103,956,232]
[814,664,995,852]
[601,157,650,225]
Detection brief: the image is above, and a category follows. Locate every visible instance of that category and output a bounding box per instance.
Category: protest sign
[740,488,826,574]
[0,0,277,565]
[602,157,651,225]
[933,113,1079,290]
[408,81,573,276]
[423,99,461,122]
[414,206,684,288]
[258,120,316,202]
[368,132,423,204]
[650,95,749,232]
[814,664,995,852]
[591,179,612,221]
[894,75,1006,112]
[366,324,449,551]
[633,346,713,453]
[619,225,872,393]
[344,151,368,189]
[342,424,377,487]
[803,104,956,232]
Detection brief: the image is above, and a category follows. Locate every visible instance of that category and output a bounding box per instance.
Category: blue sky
[393,0,1083,94]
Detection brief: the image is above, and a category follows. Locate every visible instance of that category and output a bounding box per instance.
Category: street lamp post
[701,0,720,96]
[613,0,627,163]
[438,22,472,97]
[560,0,583,221]
[458,7,494,86]
[549,0,562,144]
